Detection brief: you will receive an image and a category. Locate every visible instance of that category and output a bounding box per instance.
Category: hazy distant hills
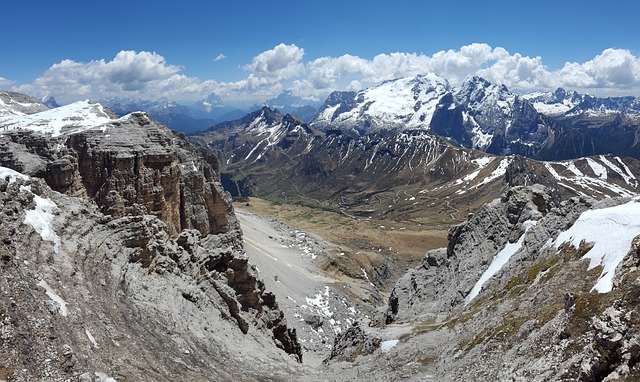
[97,91,320,135]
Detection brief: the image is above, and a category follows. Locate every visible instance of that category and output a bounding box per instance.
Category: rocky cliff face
[371,185,640,381]
[312,185,640,381]
[0,98,303,380]
[0,173,301,381]
[385,184,554,323]
[1,112,231,237]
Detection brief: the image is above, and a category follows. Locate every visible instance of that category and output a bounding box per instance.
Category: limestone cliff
[1,112,230,237]
[0,103,303,380]
[0,174,301,381]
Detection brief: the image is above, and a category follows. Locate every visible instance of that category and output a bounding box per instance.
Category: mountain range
[192,106,640,223]
[2,76,640,381]
[97,91,321,135]
[309,74,640,160]
[24,73,640,161]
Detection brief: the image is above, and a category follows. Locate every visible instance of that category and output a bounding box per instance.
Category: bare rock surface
[0,101,304,381]
[0,170,303,381]
[235,208,377,366]
[1,111,230,238]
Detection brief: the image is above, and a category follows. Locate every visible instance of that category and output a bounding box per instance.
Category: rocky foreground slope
[0,92,302,381]
[312,185,640,381]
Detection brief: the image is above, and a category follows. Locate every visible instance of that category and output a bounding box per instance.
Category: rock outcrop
[0,100,303,380]
[385,184,556,323]
[368,185,640,381]
[0,174,302,381]
[1,112,231,237]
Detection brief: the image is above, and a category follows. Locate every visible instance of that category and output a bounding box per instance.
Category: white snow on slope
[94,372,117,382]
[22,186,60,253]
[466,112,493,149]
[380,339,399,353]
[586,158,607,180]
[471,157,512,189]
[466,220,537,304]
[600,156,637,187]
[528,101,574,116]
[316,74,449,130]
[0,100,113,137]
[554,200,640,293]
[37,280,68,316]
[0,166,29,184]
[304,286,343,334]
[544,159,638,198]
[86,329,98,348]
[0,93,47,118]
[455,157,495,186]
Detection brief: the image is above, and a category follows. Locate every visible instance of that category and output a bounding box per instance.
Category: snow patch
[471,158,511,189]
[586,158,607,180]
[380,339,399,353]
[600,156,637,186]
[545,159,637,198]
[305,286,333,318]
[0,166,29,184]
[554,200,640,293]
[94,372,117,382]
[304,286,343,334]
[466,220,537,304]
[86,329,98,348]
[0,100,113,137]
[37,280,68,316]
[22,188,60,253]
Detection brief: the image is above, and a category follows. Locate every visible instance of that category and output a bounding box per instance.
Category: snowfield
[0,100,113,136]
[554,200,640,293]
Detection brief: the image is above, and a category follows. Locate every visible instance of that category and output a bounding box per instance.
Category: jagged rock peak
[457,75,512,104]
[41,95,60,109]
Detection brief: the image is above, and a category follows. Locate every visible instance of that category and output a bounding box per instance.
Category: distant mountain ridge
[12,73,640,159]
[309,74,640,160]
[192,107,640,224]
[310,74,552,157]
[100,92,319,134]
[524,87,640,116]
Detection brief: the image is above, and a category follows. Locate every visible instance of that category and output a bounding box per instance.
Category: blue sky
[2,0,640,105]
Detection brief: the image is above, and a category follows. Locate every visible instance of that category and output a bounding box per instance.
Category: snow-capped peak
[311,73,451,132]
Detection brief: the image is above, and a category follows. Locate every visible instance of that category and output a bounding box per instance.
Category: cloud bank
[8,43,640,105]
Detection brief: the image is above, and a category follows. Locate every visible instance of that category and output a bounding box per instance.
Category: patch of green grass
[463,314,527,353]
[534,300,564,329]
[411,317,438,335]
[506,256,561,295]
[444,296,489,330]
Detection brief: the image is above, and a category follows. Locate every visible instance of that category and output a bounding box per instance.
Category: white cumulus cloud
[214,53,227,62]
[556,48,640,91]
[14,50,184,103]
[243,43,304,80]
[10,43,640,106]
[0,76,15,87]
